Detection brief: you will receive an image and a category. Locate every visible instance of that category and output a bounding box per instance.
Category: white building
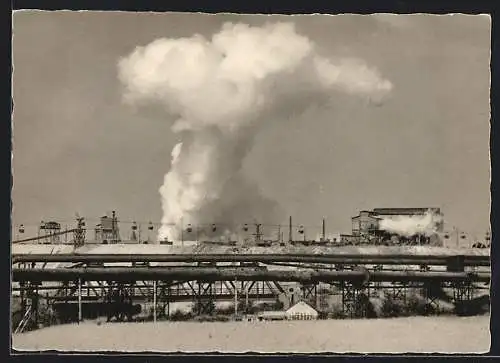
[285,301,319,320]
[257,310,287,321]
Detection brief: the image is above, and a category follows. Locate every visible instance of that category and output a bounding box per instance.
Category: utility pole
[148,221,154,244]
[74,216,86,249]
[234,278,238,317]
[112,211,116,243]
[253,223,262,244]
[153,280,157,323]
[245,287,249,314]
[181,217,184,248]
[78,278,82,323]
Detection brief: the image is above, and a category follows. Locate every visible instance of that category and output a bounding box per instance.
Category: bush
[406,295,428,316]
[422,303,437,316]
[193,314,230,322]
[454,295,490,316]
[215,305,234,315]
[354,293,377,318]
[329,304,347,319]
[380,296,404,318]
[214,315,231,322]
[169,310,192,321]
[317,311,329,320]
[191,300,216,315]
[254,299,284,312]
[214,300,253,315]
[274,299,284,310]
[37,302,58,328]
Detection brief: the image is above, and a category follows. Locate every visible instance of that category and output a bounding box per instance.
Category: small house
[285,301,318,320]
[257,310,287,321]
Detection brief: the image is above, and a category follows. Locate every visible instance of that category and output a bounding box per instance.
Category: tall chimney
[289,216,292,242]
[322,218,326,241]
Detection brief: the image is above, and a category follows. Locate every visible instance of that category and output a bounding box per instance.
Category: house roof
[257,311,287,318]
[285,301,318,316]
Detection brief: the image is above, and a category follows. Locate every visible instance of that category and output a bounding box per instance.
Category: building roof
[257,311,287,319]
[285,301,318,316]
[352,214,381,221]
[373,207,441,215]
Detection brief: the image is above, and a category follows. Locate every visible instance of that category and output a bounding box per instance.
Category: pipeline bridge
[11,252,491,332]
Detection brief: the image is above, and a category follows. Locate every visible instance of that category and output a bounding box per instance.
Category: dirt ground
[12,314,490,354]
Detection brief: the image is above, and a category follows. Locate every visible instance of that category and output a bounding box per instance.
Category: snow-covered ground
[11,243,491,256]
[12,314,490,353]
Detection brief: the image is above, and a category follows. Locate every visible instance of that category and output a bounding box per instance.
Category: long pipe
[39,293,280,301]
[11,253,490,266]
[11,267,490,284]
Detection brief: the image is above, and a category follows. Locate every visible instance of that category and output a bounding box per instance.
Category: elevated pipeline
[12,267,491,284]
[11,253,490,267]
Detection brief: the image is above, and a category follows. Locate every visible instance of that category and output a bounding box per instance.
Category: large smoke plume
[118,22,393,242]
[378,211,443,237]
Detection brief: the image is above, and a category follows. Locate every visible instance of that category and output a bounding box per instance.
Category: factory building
[38,221,62,244]
[350,207,444,245]
[351,211,381,236]
[94,211,121,244]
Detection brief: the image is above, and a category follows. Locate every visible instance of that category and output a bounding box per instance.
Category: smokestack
[289,216,292,243]
[322,218,326,241]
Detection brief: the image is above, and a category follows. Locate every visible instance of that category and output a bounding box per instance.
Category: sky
[11,12,491,240]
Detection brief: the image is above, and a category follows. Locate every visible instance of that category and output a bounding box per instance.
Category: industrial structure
[10,207,491,333]
[12,207,491,248]
[11,252,490,332]
[38,221,62,244]
[349,207,444,245]
[94,212,121,244]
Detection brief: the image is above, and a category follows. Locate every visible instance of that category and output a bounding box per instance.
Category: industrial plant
[11,207,487,248]
[10,206,491,335]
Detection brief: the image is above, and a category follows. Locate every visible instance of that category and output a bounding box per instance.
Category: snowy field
[12,314,490,354]
[11,243,490,256]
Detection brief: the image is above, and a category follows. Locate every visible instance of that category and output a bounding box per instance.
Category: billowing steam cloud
[118,22,393,242]
[379,211,443,237]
